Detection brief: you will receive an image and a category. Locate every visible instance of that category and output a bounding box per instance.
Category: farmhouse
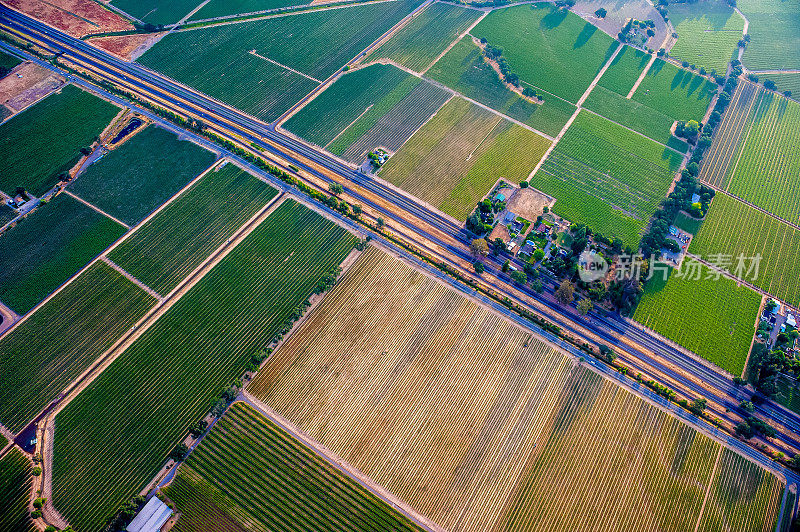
[126,497,171,532]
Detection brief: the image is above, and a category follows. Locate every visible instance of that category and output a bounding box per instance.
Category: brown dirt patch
[0,62,64,112]
[506,187,555,222]
[88,32,165,61]
[1,0,133,38]
[489,222,510,243]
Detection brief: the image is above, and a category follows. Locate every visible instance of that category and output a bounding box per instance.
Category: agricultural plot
[668,0,745,74]
[738,0,800,70]
[139,0,423,121]
[371,2,482,72]
[0,203,16,226]
[0,50,21,76]
[379,97,550,220]
[69,126,216,225]
[249,248,786,531]
[109,0,202,25]
[191,0,313,21]
[0,84,119,197]
[689,193,800,307]
[504,367,784,532]
[471,4,619,103]
[426,38,575,137]
[631,58,717,124]
[584,46,691,149]
[529,111,681,246]
[0,193,126,315]
[52,200,357,531]
[108,163,277,296]
[770,72,800,98]
[163,402,421,532]
[703,83,800,224]
[0,262,155,433]
[773,375,800,415]
[285,63,451,163]
[0,448,33,532]
[632,263,761,375]
[248,247,576,531]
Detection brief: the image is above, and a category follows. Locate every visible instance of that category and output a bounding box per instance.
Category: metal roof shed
[126,497,172,532]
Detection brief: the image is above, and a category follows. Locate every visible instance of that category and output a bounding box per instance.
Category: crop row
[0,448,34,531]
[51,200,357,531]
[249,248,575,531]
[689,192,800,307]
[0,261,156,433]
[108,163,277,295]
[699,81,760,189]
[164,402,420,531]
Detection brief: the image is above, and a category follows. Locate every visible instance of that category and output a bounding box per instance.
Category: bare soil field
[0,62,64,113]
[506,187,554,222]
[572,0,669,47]
[88,32,165,61]
[1,0,132,38]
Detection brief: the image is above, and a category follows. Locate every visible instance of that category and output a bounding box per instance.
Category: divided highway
[1,4,799,466]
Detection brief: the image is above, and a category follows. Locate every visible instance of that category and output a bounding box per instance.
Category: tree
[555,280,575,305]
[169,443,189,462]
[466,212,484,235]
[531,279,543,293]
[688,398,707,416]
[510,270,527,285]
[493,238,506,255]
[329,182,343,195]
[376,217,385,229]
[594,7,607,17]
[473,261,485,274]
[685,119,700,137]
[739,400,755,413]
[470,238,489,257]
[352,204,362,216]
[533,248,545,262]
[502,260,510,273]
[519,180,529,188]
[577,298,593,316]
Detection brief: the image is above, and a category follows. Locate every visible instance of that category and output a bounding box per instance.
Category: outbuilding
[126,497,172,532]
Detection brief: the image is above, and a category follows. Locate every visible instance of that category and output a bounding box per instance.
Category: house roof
[127,498,172,532]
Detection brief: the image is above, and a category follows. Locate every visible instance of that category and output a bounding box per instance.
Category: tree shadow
[540,6,567,30]
[649,58,666,77]
[574,22,597,49]
[671,68,690,91]
[752,90,774,124]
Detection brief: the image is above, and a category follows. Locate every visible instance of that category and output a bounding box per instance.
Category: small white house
[127,497,172,532]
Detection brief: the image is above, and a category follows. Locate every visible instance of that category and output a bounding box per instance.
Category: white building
[127,497,172,532]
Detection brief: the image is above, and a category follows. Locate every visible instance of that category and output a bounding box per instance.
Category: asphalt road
[2,4,799,473]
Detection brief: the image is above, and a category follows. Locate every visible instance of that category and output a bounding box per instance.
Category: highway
[1,3,799,468]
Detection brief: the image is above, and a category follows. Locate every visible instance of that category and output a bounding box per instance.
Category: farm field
[504,367,784,532]
[191,0,313,20]
[0,193,126,315]
[702,83,800,224]
[529,111,682,246]
[0,262,155,433]
[0,50,21,74]
[738,0,800,70]
[139,0,423,121]
[379,97,550,220]
[285,62,451,163]
[51,200,357,531]
[109,0,201,25]
[426,38,575,137]
[108,163,277,296]
[631,58,717,124]
[371,2,482,72]
[163,402,420,532]
[471,4,619,103]
[249,247,787,531]
[688,193,800,307]
[248,247,577,531]
[769,72,800,98]
[773,376,800,415]
[667,0,745,74]
[69,126,217,225]
[0,203,16,226]
[0,448,33,532]
[632,262,761,375]
[0,84,119,197]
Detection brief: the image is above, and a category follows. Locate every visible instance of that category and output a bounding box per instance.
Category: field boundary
[101,256,164,301]
[693,446,723,532]
[419,9,487,75]
[248,50,322,82]
[63,189,131,228]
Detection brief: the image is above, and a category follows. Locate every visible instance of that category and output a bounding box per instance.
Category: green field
[773,375,800,415]
[583,46,691,149]
[0,84,120,197]
[633,263,761,375]
[688,193,800,307]
[110,0,202,24]
[633,59,717,121]
[712,89,800,224]
[0,193,126,315]
[140,0,422,121]
[426,37,576,136]
[372,1,481,72]
[0,50,21,75]
[471,4,618,103]
[52,200,357,531]
[738,0,800,70]
[768,72,800,98]
[191,0,313,20]
[69,126,216,225]
[108,163,277,295]
[0,203,16,226]
[529,111,681,246]
[668,0,745,74]
[0,449,33,532]
[164,402,420,531]
[0,262,155,433]
[380,97,550,220]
